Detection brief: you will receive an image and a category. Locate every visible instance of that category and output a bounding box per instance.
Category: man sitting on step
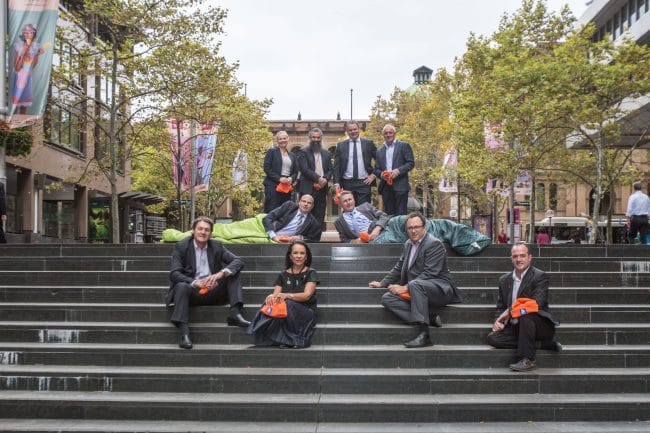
[487,241,562,371]
[369,212,463,348]
[167,216,250,349]
[334,190,390,243]
[263,194,322,243]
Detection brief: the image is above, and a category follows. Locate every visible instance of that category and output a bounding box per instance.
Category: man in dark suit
[487,242,561,371]
[167,216,249,349]
[369,212,462,348]
[297,128,331,240]
[263,195,321,243]
[374,124,415,216]
[0,182,6,243]
[334,190,389,243]
[333,120,376,206]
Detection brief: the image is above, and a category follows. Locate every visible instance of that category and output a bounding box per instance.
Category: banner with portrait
[193,123,217,192]
[167,119,193,192]
[7,0,59,127]
[438,148,458,193]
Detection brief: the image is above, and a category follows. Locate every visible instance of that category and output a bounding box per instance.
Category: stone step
[2,270,648,287]
[2,285,648,305]
[0,302,648,324]
[2,256,648,273]
[0,343,647,369]
[0,365,647,395]
[0,242,647,259]
[1,419,650,433]
[0,321,647,346]
[0,390,648,422]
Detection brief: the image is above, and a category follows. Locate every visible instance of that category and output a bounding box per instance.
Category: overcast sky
[214,1,591,120]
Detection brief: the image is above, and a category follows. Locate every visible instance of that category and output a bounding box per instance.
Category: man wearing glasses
[369,212,463,348]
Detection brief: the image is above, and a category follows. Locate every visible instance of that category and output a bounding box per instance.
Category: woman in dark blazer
[263,130,298,212]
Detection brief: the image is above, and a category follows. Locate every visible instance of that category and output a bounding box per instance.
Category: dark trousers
[486,313,555,360]
[302,190,326,240]
[381,186,408,216]
[381,280,454,325]
[263,183,292,213]
[628,215,649,244]
[0,222,5,243]
[170,272,243,324]
[341,178,371,206]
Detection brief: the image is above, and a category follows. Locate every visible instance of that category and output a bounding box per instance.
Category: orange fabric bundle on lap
[359,231,370,243]
[333,186,343,205]
[511,297,539,318]
[399,291,411,301]
[261,299,288,318]
[381,170,394,185]
[275,235,292,243]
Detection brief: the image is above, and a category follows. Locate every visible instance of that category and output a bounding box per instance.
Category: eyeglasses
[406,225,424,231]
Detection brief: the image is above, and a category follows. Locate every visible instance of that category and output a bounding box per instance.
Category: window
[613,12,620,39]
[45,97,85,153]
[638,0,644,20]
[549,183,558,211]
[535,183,545,210]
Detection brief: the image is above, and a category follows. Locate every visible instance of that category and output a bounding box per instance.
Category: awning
[118,191,166,205]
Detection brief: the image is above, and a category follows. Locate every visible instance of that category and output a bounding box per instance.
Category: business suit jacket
[296,146,332,194]
[334,202,390,243]
[333,138,376,184]
[166,237,244,306]
[262,201,321,242]
[380,233,462,303]
[495,266,559,326]
[263,147,298,188]
[374,140,415,193]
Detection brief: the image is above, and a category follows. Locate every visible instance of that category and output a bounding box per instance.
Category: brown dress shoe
[509,357,536,372]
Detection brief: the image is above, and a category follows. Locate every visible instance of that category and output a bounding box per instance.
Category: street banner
[193,123,217,192]
[167,119,192,192]
[514,170,532,196]
[232,150,248,189]
[484,124,508,150]
[438,148,458,193]
[7,0,59,127]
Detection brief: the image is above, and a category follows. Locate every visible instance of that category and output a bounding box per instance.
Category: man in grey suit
[369,212,462,348]
[297,128,331,240]
[333,120,376,206]
[374,124,415,216]
[334,190,389,243]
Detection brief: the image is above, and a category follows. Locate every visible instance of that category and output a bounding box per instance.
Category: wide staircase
[0,243,648,432]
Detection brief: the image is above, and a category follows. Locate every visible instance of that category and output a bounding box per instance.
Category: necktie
[352,140,359,179]
[296,213,304,228]
[315,152,324,177]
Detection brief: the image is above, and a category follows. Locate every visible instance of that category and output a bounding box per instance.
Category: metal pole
[350,88,353,120]
[175,120,183,231]
[0,0,6,114]
[189,121,196,224]
[509,182,515,242]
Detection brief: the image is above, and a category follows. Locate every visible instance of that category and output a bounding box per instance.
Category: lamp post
[545,209,555,243]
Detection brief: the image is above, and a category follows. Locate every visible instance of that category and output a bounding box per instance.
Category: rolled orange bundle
[276,183,293,193]
[359,231,370,243]
[198,287,209,295]
[511,297,539,318]
[276,235,292,243]
[398,291,411,300]
[381,170,394,185]
[333,186,343,205]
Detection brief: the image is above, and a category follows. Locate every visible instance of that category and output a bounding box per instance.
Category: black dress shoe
[179,334,193,349]
[403,331,433,348]
[227,313,251,328]
[430,314,443,328]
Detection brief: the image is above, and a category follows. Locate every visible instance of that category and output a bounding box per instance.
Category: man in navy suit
[487,242,561,371]
[374,124,415,216]
[297,128,331,240]
[333,120,376,206]
[167,216,250,349]
[263,195,321,242]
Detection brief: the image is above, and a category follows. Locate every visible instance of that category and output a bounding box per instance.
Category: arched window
[549,183,558,210]
[536,183,545,210]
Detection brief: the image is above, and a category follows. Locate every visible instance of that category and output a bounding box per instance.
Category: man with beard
[333,120,376,206]
[297,128,331,240]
